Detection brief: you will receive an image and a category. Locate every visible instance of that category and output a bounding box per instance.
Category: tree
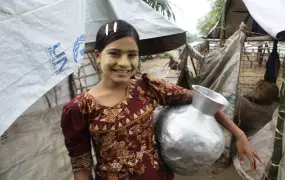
[142,0,175,20]
[196,0,225,36]
[186,32,200,43]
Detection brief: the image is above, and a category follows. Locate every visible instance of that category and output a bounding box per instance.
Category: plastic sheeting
[242,0,285,40]
[279,110,285,180]
[0,76,72,179]
[85,0,184,43]
[0,55,99,180]
[0,0,86,136]
[0,0,189,178]
[85,0,186,55]
[192,24,246,166]
[233,108,278,180]
[0,0,187,136]
[157,23,245,167]
[0,48,97,180]
[0,104,73,180]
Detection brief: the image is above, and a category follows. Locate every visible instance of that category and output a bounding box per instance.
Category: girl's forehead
[104,37,138,50]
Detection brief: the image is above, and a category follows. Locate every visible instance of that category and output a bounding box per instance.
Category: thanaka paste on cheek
[98,52,139,77]
[100,56,116,75]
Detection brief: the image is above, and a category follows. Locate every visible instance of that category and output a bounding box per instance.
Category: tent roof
[206,0,285,41]
[0,0,187,135]
[85,0,186,55]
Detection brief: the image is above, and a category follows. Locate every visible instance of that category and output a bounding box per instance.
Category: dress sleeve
[61,101,93,172]
[142,73,194,106]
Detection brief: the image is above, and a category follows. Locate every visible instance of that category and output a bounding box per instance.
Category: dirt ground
[141,55,242,180]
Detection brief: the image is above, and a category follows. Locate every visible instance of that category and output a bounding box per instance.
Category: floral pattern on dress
[61,73,194,180]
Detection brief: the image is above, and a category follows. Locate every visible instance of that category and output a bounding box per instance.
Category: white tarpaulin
[85,0,184,42]
[0,56,96,180]
[0,0,186,136]
[0,0,188,179]
[85,0,186,55]
[197,24,246,166]
[243,0,285,40]
[0,0,86,135]
[233,108,278,180]
[0,104,73,180]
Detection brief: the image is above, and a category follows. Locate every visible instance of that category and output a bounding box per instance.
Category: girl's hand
[213,110,263,171]
[236,133,263,172]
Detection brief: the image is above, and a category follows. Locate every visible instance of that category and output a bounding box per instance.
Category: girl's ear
[94,49,100,63]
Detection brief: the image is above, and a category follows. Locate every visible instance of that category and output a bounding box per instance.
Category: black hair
[95,20,140,52]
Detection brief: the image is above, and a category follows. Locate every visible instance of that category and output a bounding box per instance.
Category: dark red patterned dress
[61,74,193,180]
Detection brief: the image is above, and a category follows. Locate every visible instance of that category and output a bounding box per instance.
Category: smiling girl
[61,20,261,180]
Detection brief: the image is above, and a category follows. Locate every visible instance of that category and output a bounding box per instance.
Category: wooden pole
[220,0,227,47]
[203,35,274,42]
[189,56,197,76]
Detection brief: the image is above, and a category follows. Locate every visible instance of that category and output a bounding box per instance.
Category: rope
[275,136,283,140]
[278,114,285,121]
[275,127,285,136]
[271,162,281,167]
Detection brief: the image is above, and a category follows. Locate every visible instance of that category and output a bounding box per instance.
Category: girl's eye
[128,53,138,58]
[109,52,120,57]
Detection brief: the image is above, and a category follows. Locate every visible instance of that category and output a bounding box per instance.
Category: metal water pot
[155,85,229,175]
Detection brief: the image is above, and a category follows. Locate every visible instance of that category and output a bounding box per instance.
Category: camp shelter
[0,0,187,179]
[206,0,285,41]
[198,1,285,179]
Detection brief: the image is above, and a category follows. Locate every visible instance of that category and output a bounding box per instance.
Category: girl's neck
[99,77,129,91]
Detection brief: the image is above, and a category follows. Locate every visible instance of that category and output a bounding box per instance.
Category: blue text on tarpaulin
[73,35,85,63]
[46,42,68,75]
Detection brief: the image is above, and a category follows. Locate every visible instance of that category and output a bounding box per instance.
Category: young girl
[61,20,261,180]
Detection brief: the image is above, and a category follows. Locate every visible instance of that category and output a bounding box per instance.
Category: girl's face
[96,37,139,84]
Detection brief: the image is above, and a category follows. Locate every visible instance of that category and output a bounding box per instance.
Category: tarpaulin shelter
[0,0,187,179]
[206,0,285,41]
[203,1,285,179]
[0,0,186,136]
[84,0,186,55]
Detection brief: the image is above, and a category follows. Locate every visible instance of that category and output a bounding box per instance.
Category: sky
[169,0,211,34]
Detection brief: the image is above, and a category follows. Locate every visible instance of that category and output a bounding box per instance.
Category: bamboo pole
[220,0,227,47]
[189,56,197,76]
[203,35,274,42]
[267,60,285,179]
[246,36,273,42]
[68,74,77,97]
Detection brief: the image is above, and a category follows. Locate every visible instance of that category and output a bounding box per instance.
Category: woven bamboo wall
[207,41,285,96]
[71,52,100,96]
[238,43,285,96]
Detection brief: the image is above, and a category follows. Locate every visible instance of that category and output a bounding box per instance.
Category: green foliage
[142,0,175,20]
[196,0,225,36]
[186,32,200,43]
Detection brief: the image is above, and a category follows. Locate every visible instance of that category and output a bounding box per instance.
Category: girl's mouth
[112,69,132,74]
